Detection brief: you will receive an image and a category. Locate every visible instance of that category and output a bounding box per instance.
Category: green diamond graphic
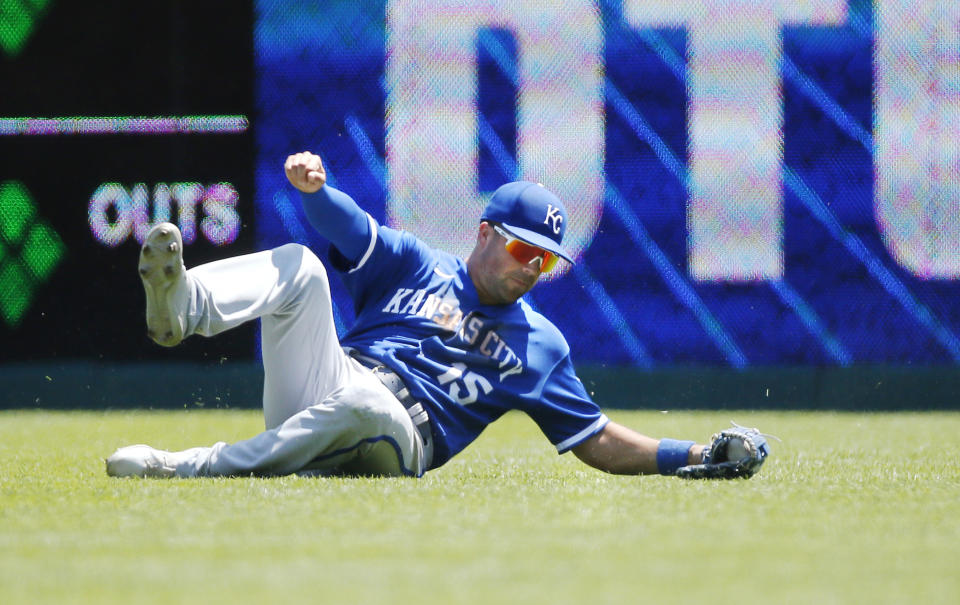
[0,0,51,58]
[0,180,64,327]
[0,180,34,241]
[21,222,64,279]
[0,260,30,326]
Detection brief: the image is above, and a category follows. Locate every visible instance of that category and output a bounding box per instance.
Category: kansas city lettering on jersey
[382,287,463,331]
[381,287,523,381]
[455,312,523,381]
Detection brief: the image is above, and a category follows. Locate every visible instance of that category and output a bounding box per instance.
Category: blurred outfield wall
[3,1,960,409]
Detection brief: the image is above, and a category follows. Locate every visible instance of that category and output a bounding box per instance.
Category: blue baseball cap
[481,181,574,263]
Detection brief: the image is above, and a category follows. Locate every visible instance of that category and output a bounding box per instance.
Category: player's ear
[477,221,494,245]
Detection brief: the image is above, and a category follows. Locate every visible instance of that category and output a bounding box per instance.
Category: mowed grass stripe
[1,409,958,604]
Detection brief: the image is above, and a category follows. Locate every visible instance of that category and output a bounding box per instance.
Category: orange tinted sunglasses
[493,224,560,273]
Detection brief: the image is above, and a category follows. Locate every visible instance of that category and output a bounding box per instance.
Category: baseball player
[106,151,769,480]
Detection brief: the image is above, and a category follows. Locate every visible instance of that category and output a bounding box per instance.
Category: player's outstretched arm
[572,421,772,479]
[571,421,704,475]
[283,150,371,264]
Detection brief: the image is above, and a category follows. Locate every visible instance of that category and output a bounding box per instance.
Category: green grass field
[1,409,958,604]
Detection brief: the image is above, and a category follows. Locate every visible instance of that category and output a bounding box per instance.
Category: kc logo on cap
[544,204,563,235]
[481,181,574,264]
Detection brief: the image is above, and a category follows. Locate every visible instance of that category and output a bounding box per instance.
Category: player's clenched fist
[285,151,327,193]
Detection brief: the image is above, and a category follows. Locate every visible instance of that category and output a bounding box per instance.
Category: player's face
[467,222,542,305]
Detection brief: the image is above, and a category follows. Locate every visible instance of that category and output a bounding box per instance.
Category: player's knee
[271,243,329,289]
[347,398,397,434]
[337,383,405,435]
[273,242,322,271]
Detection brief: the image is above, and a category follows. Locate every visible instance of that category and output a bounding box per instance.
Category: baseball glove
[675,423,772,479]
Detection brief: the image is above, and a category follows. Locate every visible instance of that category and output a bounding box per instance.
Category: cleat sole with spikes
[139,223,187,347]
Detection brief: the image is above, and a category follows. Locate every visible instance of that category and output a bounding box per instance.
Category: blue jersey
[331,217,608,470]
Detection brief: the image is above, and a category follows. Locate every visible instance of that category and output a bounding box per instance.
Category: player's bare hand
[284,151,327,193]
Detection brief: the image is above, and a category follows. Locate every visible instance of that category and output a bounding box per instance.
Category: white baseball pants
[167,244,427,477]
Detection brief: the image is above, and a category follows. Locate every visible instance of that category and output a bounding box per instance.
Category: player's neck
[466,253,496,305]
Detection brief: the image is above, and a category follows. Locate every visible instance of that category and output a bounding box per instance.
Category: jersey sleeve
[526,354,609,453]
[300,185,373,264]
[332,222,435,312]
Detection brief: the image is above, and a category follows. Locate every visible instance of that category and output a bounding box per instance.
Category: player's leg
[253,244,350,429]
[187,242,349,427]
[141,221,311,346]
[138,223,351,428]
[140,222,336,344]
[203,365,425,477]
[106,362,427,478]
